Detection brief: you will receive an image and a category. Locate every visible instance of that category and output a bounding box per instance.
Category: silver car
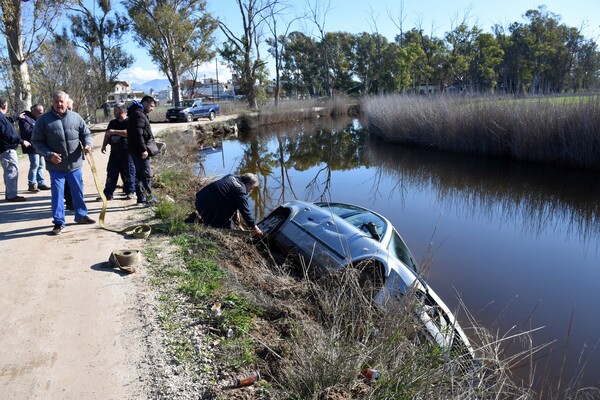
[257,200,475,360]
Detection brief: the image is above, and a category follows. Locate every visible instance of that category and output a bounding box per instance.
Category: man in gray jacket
[32,91,95,235]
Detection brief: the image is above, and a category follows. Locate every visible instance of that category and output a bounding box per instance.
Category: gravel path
[0,118,221,399]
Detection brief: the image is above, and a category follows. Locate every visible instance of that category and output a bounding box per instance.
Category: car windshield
[316,202,387,241]
[179,100,194,107]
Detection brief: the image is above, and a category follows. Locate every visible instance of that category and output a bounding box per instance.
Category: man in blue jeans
[0,97,31,202]
[127,95,157,205]
[19,103,50,192]
[32,90,95,235]
[99,103,135,200]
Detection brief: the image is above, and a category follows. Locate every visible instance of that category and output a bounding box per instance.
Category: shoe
[38,184,51,190]
[76,215,96,224]
[125,193,134,200]
[96,196,112,201]
[28,184,39,192]
[6,196,26,202]
[50,224,64,235]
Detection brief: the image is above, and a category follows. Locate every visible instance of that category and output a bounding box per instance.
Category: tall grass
[361,95,600,170]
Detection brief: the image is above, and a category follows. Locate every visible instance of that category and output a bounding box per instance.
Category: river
[197,116,600,391]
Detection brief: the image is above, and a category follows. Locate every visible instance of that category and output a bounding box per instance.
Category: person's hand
[232,210,241,225]
[22,140,31,148]
[252,225,263,237]
[106,129,114,136]
[142,150,148,160]
[50,152,62,164]
[101,146,107,154]
[84,145,92,155]
[19,112,25,119]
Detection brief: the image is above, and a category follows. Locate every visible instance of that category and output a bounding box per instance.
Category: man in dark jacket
[32,90,95,235]
[99,103,135,200]
[127,95,156,205]
[1,97,31,202]
[19,103,50,192]
[194,173,263,236]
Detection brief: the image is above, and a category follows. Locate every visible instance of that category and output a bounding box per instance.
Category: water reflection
[198,117,600,388]
[365,138,600,252]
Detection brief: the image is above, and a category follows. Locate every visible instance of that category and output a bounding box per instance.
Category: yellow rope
[86,149,151,239]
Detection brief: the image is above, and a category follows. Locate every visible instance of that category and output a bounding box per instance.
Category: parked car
[166,99,220,122]
[257,200,475,360]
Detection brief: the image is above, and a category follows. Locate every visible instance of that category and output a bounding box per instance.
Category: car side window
[388,230,418,273]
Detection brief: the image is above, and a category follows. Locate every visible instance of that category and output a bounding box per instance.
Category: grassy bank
[135,129,564,398]
[360,95,600,170]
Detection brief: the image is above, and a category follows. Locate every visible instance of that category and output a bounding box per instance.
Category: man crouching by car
[194,173,263,236]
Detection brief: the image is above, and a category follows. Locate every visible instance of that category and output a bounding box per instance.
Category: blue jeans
[27,153,47,186]
[104,146,135,197]
[1,149,19,198]
[49,168,88,225]
[130,152,152,202]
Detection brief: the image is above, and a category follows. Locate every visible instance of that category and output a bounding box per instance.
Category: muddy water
[199,117,600,390]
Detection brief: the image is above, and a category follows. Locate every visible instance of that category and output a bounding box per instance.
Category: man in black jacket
[194,173,263,236]
[1,97,31,202]
[127,95,156,205]
[19,103,50,192]
[99,103,135,200]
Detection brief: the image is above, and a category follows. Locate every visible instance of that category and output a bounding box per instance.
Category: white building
[105,81,146,105]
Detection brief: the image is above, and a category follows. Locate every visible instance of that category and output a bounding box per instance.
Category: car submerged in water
[257,200,475,361]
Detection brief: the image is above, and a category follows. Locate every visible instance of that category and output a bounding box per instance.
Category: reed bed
[361,95,600,170]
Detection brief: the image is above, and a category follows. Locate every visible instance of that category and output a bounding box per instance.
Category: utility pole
[215,58,219,100]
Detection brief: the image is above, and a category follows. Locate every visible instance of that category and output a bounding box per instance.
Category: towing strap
[85,147,152,239]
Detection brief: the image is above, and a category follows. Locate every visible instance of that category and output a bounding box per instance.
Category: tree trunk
[171,68,181,105]
[2,0,32,112]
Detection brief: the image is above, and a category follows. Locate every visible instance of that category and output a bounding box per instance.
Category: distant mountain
[130,79,171,93]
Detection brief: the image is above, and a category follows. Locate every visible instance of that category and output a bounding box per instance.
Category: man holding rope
[32,90,96,235]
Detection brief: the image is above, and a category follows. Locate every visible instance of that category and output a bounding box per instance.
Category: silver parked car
[257,200,475,360]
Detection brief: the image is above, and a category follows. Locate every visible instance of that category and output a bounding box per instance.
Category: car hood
[287,201,383,265]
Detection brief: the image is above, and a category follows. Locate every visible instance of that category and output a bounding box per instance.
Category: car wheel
[355,260,385,299]
[208,111,215,121]
[257,209,288,237]
[186,113,193,122]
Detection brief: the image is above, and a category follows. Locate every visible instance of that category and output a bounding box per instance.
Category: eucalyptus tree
[402,28,447,92]
[324,31,354,94]
[0,0,67,111]
[352,32,390,94]
[125,0,217,105]
[67,0,133,105]
[281,31,322,97]
[471,32,503,91]
[219,0,277,109]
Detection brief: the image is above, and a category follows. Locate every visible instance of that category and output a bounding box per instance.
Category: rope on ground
[85,149,151,239]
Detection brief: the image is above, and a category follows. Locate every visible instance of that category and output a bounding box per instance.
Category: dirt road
[0,118,214,399]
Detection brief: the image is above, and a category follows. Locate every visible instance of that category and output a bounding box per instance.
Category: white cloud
[119,66,167,84]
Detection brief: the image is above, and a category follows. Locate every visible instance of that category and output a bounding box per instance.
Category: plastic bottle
[232,371,260,387]
[361,368,381,382]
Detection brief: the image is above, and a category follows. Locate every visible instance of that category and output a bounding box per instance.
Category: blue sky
[109,0,600,84]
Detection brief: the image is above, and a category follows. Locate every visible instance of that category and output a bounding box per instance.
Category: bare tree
[265,2,304,106]
[0,0,67,111]
[306,0,333,97]
[219,0,276,109]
